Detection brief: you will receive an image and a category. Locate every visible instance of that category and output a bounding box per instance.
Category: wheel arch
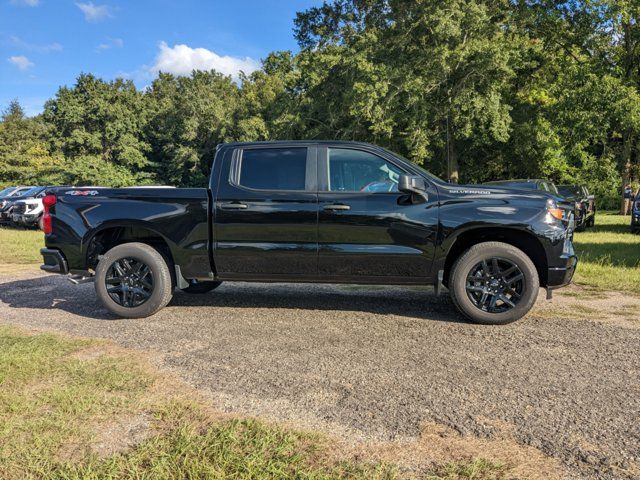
[83,221,177,274]
[442,227,548,287]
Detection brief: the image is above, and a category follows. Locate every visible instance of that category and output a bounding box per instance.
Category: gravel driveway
[0,270,638,479]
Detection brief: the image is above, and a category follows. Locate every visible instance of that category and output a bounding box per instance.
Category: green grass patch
[0,326,508,479]
[572,213,640,294]
[0,227,43,265]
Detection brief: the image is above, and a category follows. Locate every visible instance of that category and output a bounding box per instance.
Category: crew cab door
[213,145,318,278]
[317,145,438,282]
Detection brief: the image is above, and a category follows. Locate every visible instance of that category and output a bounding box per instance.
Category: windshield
[557,185,582,197]
[17,187,42,197]
[0,187,16,197]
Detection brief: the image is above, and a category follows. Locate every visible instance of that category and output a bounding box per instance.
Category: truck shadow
[0,275,466,324]
[171,283,465,324]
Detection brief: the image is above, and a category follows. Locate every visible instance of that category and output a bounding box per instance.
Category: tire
[181,280,222,294]
[449,241,540,325]
[95,242,173,318]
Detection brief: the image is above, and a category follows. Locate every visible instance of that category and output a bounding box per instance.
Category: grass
[572,212,640,294]
[0,226,43,265]
[0,326,508,479]
[1,214,639,293]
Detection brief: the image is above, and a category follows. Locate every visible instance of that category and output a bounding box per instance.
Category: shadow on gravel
[170,283,467,324]
[0,275,466,324]
[0,275,115,320]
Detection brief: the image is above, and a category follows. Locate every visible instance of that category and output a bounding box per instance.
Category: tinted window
[238,148,307,191]
[558,186,582,197]
[16,187,41,197]
[327,148,404,193]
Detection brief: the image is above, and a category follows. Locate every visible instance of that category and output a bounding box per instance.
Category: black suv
[557,185,596,230]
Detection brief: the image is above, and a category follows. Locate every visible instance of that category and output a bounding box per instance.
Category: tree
[43,74,152,185]
[294,0,522,182]
[145,70,240,186]
[0,100,64,186]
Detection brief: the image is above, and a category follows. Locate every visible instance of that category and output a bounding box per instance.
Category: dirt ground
[0,268,638,479]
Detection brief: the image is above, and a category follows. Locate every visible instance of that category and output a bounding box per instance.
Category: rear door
[213,145,319,278]
[317,145,438,282]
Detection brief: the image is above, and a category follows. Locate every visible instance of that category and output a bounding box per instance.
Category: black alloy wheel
[465,257,525,313]
[105,257,154,308]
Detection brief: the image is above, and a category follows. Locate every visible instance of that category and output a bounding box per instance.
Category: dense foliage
[2,0,639,208]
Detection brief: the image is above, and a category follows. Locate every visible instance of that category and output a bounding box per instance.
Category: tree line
[1,0,639,209]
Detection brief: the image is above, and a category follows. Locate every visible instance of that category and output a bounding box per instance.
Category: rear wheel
[95,242,173,318]
[181,280,222,294]
[449,241,539,325]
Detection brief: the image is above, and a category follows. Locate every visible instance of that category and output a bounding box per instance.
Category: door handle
[323,203,351,211]
[219,202,248,210]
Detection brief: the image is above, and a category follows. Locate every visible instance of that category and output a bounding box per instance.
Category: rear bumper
[40,248,69,274]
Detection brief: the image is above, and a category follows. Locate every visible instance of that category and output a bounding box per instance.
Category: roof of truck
[219,140,377,148]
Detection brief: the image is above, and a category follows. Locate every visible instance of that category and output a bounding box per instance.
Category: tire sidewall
[451,243,539,325]
[95,242,172,318]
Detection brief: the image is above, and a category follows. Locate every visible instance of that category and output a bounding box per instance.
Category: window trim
[229,145,317,193]
[318,145,408,195]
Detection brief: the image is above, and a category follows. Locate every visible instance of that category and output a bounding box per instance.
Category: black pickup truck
[40,141,577,325]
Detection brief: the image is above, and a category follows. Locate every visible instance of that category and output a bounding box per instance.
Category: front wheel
[449,241,539,325]
[95,242,173,318]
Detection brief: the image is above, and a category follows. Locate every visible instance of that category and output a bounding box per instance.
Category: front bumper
[547,237,578,288]
[40,248,69,274]
[12,213,40,225]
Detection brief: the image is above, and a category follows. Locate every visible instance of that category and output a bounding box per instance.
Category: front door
[213,145,318,279]
[317,146,438,282]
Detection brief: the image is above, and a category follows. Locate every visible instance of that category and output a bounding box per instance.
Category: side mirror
[398,174,428,200]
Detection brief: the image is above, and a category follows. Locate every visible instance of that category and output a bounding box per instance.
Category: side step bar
[68,274,94,285]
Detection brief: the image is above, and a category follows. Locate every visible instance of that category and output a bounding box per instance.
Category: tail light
[42,194,56,234]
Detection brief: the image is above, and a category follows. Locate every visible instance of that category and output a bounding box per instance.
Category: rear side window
[237,148,307,191]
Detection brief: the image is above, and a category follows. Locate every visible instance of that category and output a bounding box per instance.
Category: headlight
[547,199,564,221]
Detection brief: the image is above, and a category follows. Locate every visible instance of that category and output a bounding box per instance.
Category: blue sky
[0,0,322,116]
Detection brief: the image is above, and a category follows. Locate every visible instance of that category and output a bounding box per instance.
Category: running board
[68,274,94,285]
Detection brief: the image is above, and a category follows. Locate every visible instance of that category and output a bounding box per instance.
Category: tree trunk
[620,130,633,214]
[447,116,459,183]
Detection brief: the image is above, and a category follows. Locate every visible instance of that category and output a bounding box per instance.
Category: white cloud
[149,41,259,79]
[97,37,123,51]
[10,0,40,6]
[8,55,34,71]
[9,36,62,53]
[76,2,112,22]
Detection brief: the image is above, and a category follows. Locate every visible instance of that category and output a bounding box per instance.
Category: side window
[327,148,404,193]
[237,148,307,191]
